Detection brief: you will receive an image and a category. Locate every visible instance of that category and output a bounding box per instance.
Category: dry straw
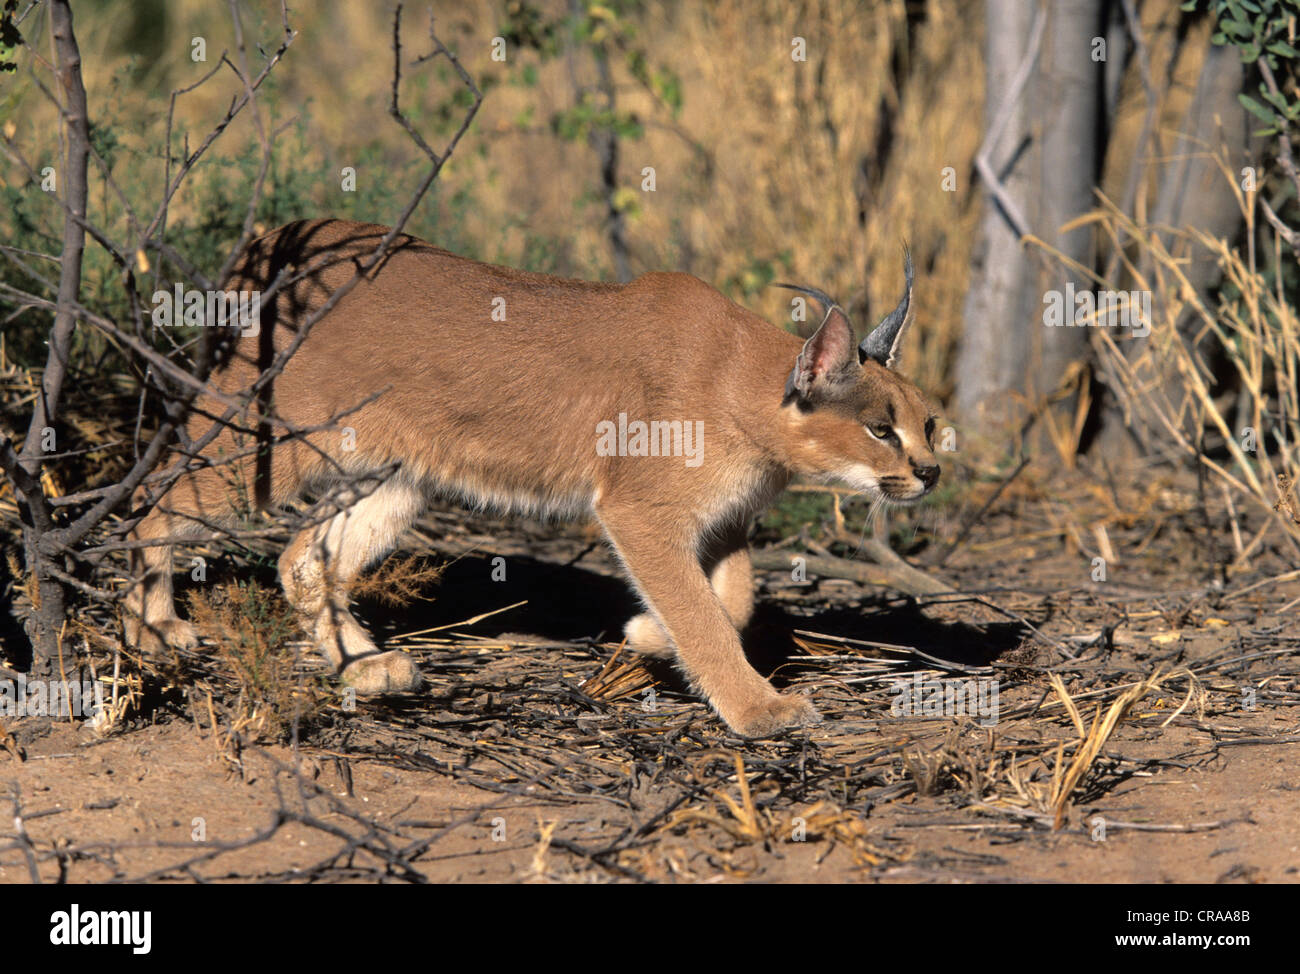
[1046,665,1197,829]
[1029,157,1300,548]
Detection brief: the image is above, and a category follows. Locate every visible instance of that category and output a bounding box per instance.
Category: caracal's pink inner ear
[789,307,856,400]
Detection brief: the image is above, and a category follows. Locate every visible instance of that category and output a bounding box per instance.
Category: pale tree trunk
[955,0,1038,426]
[1033,0,1105,402]
[1148,45,1250,295]
[956,0,1104,438]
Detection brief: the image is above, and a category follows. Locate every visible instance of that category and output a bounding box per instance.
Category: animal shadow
[356,553,1026,694]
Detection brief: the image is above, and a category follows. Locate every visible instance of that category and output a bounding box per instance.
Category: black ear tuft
[858,249,914,368]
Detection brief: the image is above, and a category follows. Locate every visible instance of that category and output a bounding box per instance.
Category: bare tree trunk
[16,0,90,677]
[1148,45,1250,294]
[955,0,1038,428]
[565,0,631,283]
[956,0,1104,439]
[1033,0,1104,403]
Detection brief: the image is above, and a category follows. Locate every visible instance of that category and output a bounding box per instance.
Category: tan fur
[124,219,940,737]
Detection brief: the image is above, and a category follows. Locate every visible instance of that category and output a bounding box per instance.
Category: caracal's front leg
[599,503,818,737]
[624,518,755,658]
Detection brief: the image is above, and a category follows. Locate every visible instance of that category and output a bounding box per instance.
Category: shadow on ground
[349,552,1027,692]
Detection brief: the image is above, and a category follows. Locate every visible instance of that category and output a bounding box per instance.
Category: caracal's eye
[868,423,896,442]
[924,416,936,446]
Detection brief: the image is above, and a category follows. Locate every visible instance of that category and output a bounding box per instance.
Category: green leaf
[1260,85,1289,111]
[1222,18,1252,39]
[1238,93,1277,124]
[653,68,683,115]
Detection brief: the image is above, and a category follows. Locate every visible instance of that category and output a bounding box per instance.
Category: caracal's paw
[624,612,676,659]
[126,616,198,656]
[724,692,822,739]
[341,650,422,695]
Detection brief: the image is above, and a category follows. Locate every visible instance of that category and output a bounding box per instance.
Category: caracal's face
[785,360,940,503]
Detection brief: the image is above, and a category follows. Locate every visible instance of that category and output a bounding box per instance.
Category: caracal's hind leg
[124,465,239,655]
[703,521,756,632]
[278,475,425,694]
[124,504,200,655]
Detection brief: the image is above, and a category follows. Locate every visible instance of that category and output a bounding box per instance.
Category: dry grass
[1044,666,1197,828]
[184,579,323,744]
[578,644,658,703]
[658,754,900,869]
[348,552,444,608]
[174,553,446,746]
[1069,166,1300,548]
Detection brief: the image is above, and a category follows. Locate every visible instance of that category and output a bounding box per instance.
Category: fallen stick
[750,548,953,597]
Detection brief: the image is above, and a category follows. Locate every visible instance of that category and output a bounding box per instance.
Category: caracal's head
[776,253,940,504]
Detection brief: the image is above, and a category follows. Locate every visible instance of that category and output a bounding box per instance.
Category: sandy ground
[2,500,1298,883]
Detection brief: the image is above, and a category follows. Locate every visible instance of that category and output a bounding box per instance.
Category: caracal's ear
[775,283,856,403]
[858,249,914,370]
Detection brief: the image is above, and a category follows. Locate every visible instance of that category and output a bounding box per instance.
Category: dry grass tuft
[348,552,444,608]
[1070,165,1300,547]
[1045,667,1187,828]
[184,579,323,743]
[578,644,658,702]
[658,754,902,869]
